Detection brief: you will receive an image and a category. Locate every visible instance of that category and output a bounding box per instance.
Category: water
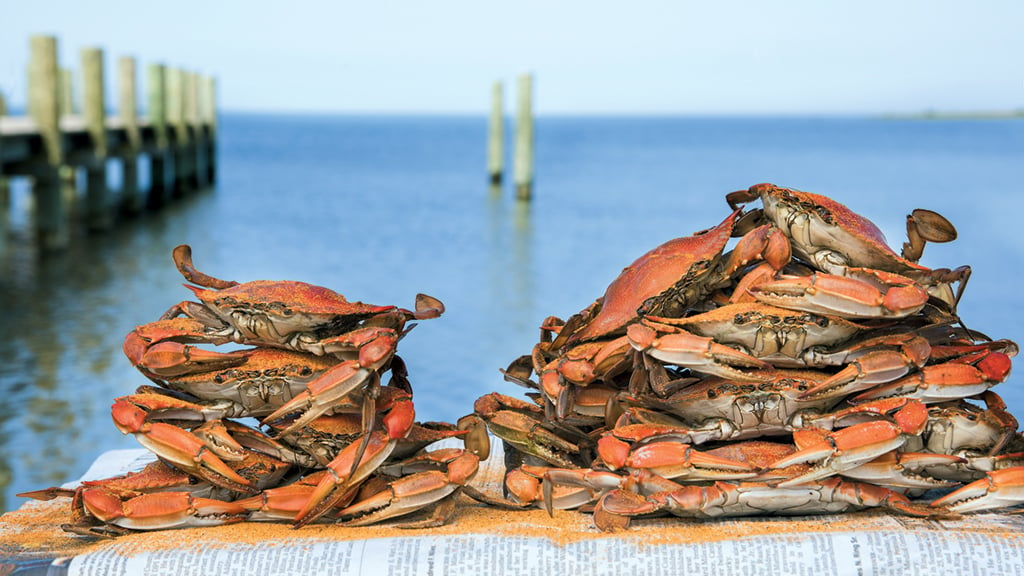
[1,114,1021,513]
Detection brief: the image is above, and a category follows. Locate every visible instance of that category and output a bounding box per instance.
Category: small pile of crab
[461,183,1024,531]
[20,245,478,537]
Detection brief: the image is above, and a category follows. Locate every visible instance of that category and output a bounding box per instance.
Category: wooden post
[82,46,110,230]
[513,73,534,201]
[166,67,188,195]
[204,76,217,183]
[147,63,169,207]
[0,91,8,259]
[29,35,68,250]
[186,71,206,189]
[119,56,142,213]
[58,68,74,117]
[488,81,504,186]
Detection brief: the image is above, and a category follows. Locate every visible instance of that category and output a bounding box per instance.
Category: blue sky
[0,0,1020,115]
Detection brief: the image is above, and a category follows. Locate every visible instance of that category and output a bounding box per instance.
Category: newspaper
[2,438,1022,576]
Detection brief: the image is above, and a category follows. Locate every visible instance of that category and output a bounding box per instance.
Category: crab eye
[707,389,717,399]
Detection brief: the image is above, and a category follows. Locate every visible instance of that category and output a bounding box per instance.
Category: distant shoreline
[878,110,1024,120]
[2,106,1022,120]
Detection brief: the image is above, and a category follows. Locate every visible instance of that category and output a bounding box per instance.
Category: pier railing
[0,35,217,252]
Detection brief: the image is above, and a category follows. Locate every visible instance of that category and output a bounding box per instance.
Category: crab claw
[132,341,251,379]
[800,344,930,399]
[772,400,928,487]
[411,293,446,320]
[841,452,965,491]
[338,451,479,527]
[81,489,247,531]
[750,269,928,320]
[111,399,257,494]
[854,351,1012,404]
[292,430,398,528]
[262,360,373,435]
[931,468,1024,513]
[627,323,771,382]
[301,326,398,364]
[622,441,759,481]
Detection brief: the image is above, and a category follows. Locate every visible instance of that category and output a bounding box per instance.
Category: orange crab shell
[186,281,398,318]
[570,209,742,343]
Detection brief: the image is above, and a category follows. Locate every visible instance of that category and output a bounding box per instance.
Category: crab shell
[567,209,743,344]
[736,184,961,308]
[752,184,927,276]
[185,281,399,343]
[649,303,866,367]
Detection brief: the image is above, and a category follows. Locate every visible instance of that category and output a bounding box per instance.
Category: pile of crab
[20,245,479,537]
[461,183,1024,531]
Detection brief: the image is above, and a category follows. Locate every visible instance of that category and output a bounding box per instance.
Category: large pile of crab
[461,183,1024,530]
[20,245,479,536]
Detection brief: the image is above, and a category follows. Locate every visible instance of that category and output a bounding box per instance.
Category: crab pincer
[626,323,772,382]
[111,398,258,494]
[770,399,929,487]
[930,467,1024,513]
[291,430,399,527]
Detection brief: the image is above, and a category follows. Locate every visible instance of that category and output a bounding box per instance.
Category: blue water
[0,114,1021,513]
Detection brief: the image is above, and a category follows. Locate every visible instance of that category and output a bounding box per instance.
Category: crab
[526,210,791,417]
[596,476,937,528]
[462,392,592,469]
[160,244,444,353]
[335,448,480,527]
[768,398,930,486]
[930,467,1024,513]
[727,183,968,312]
[601,369,846,450]
[638,303,871,367]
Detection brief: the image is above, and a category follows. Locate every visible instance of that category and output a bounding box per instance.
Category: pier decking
[0,35,217,253]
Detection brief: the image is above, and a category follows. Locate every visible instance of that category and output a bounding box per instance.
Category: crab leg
[292,430,399,528]
[930,467,1024,513]
[750,269,928,320]
[81,489,247,531]
[111,400,257,494]
[853,351,1012,404]
[799,346,929,399]
[840,452,965,491]
[772,403,928,488]
[337,451,479,527]
[262,361,374,435]
[598,476,931,524]
[611,441,759,481]
[627,323,772,382]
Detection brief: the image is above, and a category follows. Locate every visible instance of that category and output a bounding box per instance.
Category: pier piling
[82,47,110,230]
[28,35,67,250]
[513,73,534,201]
[488,81,504,186]
[147,63,170,207]
[119,56,142,214]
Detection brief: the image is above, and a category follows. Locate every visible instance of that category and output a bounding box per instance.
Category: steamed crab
[727,183,968,313]
[521,209,791,418]
[468,183,1024,529]
[22,244,476,535]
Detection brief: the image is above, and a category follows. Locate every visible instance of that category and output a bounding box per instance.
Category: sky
[0,0,1021,115]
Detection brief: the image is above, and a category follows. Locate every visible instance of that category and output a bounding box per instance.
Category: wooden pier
[0,35,217,252]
